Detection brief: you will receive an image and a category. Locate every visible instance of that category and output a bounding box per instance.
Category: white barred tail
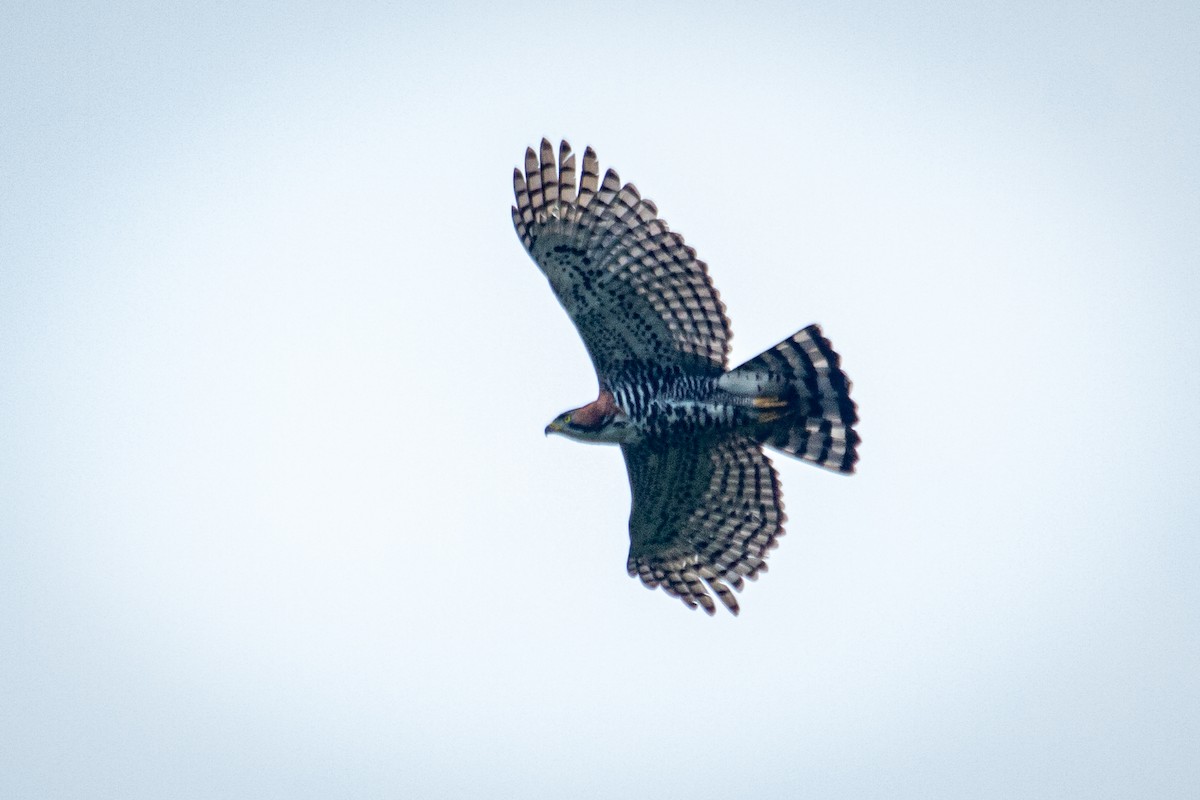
[721,324,860,473]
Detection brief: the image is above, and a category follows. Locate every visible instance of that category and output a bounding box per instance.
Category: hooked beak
[545,419,563,436]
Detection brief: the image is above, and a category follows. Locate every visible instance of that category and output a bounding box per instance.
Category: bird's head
[544,391,635,444]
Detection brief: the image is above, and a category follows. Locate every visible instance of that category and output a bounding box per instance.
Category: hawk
[512,139,859,615]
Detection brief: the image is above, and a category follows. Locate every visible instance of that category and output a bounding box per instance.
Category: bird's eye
[562,414,572,425]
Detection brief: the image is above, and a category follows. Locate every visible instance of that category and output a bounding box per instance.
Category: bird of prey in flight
[513,139,858,615]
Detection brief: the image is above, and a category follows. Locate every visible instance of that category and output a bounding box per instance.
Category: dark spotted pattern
[513,140,858,615]
[622,436,785,616]
[513,140,731,380]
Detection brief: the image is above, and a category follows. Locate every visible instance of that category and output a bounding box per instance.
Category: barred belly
[611,372,748,441]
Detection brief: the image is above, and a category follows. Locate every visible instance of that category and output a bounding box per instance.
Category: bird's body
[514,139,859,615]
[584,368,746,444]
[568,367,828,445]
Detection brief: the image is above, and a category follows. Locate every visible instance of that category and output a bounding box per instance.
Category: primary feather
[514,139,858,615]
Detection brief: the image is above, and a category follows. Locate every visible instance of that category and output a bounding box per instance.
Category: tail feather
[721,324,860,473]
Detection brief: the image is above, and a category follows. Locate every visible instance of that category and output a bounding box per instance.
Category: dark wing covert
[512,139,733,383]
[621,435,786,615]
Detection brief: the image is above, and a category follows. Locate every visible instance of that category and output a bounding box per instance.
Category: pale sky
[2,2,1198,797]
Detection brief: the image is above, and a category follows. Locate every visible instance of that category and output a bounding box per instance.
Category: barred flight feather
[513,140,859,616]
[622,436,785,615]
[512,139,731,382]
[724,324,861,473]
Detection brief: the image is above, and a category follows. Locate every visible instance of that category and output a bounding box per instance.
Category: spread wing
[512,139,733,383]
[622,435,786,615]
